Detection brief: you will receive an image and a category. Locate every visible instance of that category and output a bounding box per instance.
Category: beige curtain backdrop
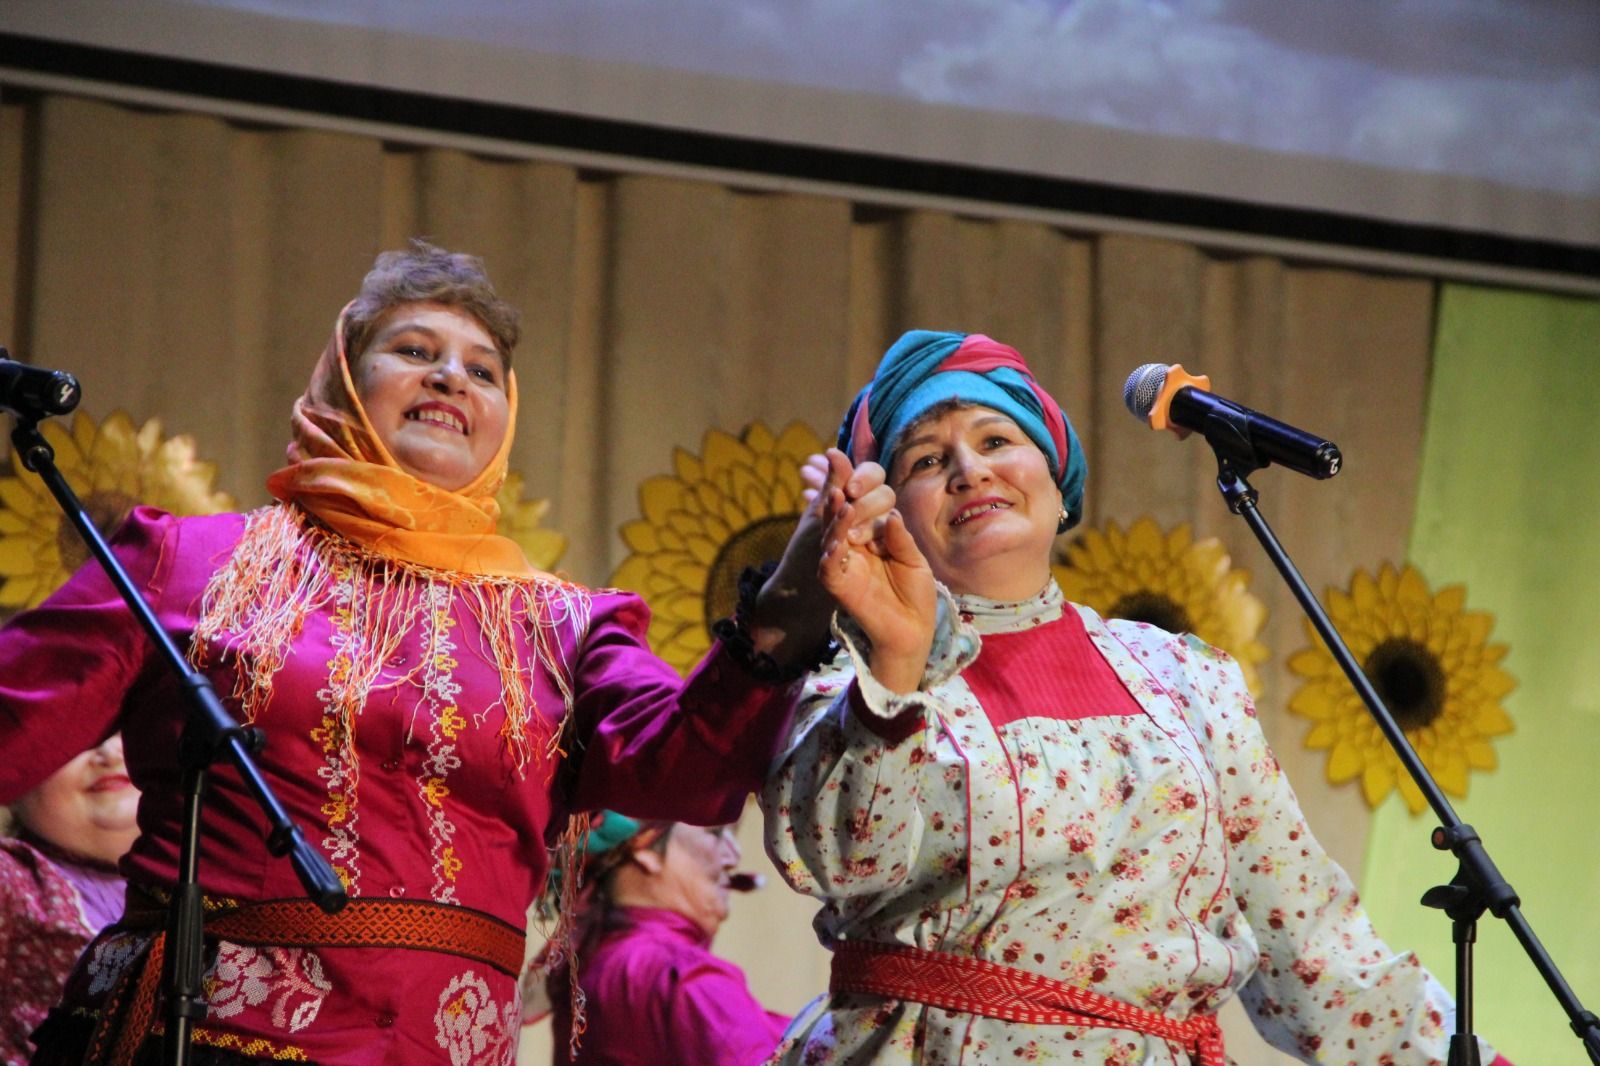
[0,92,1435,1065]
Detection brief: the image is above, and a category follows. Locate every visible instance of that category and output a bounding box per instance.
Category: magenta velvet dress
[0,507,794,1065]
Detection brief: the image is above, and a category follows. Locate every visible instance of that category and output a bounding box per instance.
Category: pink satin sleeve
[564,591,800,827]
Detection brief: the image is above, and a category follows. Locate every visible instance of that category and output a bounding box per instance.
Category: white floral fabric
[763,581,1490,1065]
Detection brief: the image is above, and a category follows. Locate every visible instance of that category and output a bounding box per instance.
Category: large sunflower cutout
[495,472,566,572]
[1287,563,1514,814]
[1053,517,1269,696]
[0,410,235,616]
[610,421,826,674]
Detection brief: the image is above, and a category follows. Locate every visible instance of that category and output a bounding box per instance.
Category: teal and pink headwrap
[838,330,1087,529]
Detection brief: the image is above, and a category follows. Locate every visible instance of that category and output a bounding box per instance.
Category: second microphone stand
[1207,446,1599,1065]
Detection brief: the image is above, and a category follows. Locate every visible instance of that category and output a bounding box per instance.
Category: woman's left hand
[747,449,896,669]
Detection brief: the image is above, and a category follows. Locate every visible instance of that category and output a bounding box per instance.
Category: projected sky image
[194,0,1599,197]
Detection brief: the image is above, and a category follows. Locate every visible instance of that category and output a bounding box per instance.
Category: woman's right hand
[818,462,937,695]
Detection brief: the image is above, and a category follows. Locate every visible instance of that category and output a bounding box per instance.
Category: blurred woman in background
[1,734,138,1065]
[533,811,788,1065]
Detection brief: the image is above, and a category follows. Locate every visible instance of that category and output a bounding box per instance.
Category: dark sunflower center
[1364,637,1446,732]
[703,514,801,635]
[1108,591,1193,634]
[56,489,139,574]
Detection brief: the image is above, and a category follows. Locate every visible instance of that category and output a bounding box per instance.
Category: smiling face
[890,404,1062,601]
[352,302,510,492]
[12,734,140,865]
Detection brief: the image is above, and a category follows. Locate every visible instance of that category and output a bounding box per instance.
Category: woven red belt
[830,940,1225,1066]
[86,890,526,1063]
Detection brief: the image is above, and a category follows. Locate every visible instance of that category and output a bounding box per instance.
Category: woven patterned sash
[85,891,527,1063]
[830,940,1225,1066]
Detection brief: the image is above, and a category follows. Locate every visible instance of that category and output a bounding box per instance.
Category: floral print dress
[762,581,1491,1065]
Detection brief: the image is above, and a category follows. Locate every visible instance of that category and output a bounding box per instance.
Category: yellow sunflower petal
[51,417,89,470]
[1361,759,1396,808]
[637,477,690,525]
[700,430,752,475]
[672,448,704,484]
[1468,699,1515,737]
[1432,584,1466,616]
[0,575,42,607]
[1326,739,1368,783]
[1082,531,1119,571]
[0,536,42,575]
[0,476,47,516]
[618,521,662,554]
[1125,518,1163,558]
[1349,570,1380,613]
[773,422,825,459]
[1428,750,1471,795]
[1303,721,1339,749]
[1395,774,1428,815]
[1464,740,1499,771]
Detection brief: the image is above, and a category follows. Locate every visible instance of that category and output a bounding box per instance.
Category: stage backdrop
[0,89,1594,1065]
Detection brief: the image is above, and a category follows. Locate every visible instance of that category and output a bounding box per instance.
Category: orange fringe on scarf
[190,504,592,783]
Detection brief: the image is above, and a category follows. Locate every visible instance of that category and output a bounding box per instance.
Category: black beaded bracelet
[711,562,835,683]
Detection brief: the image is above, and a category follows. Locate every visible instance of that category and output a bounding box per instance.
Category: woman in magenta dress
[0,242,876,1065]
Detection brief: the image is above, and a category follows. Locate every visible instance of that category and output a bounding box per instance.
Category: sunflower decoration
[494,472,566,572]
[1053,516,1269,696]
[0,409,235,616]
[1287,563,1514,815]
[609,421,826,674]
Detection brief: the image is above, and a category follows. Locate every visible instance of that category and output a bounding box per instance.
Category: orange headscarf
[265,304,543,578]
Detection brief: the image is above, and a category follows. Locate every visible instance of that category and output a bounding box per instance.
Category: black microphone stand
[7,407,346,1065]
[1204,441,1600,1065]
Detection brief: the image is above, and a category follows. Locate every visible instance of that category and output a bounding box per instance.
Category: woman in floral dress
[762,330,1509,1064]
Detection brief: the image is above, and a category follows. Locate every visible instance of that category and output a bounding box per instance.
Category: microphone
[0,349,82,419]
[728,872,766,892]
[1122,362,1341,479]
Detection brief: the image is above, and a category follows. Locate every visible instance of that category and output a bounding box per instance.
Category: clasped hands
[751,449,935,695]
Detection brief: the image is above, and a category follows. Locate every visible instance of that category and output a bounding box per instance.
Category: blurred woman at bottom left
[1,734,138,1066]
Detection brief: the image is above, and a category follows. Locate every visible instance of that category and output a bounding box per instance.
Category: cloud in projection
[185,0,1600,196]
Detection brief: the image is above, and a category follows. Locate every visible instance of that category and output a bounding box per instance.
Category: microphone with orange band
[1123,363,1342,480]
